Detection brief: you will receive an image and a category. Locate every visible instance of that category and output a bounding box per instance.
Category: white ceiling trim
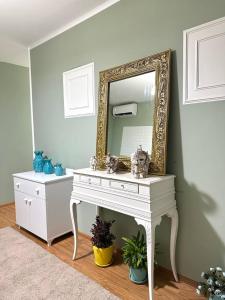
[30,0,120,49]
[0,35,29,66]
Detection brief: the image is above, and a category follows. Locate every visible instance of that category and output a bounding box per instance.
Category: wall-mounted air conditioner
[112,103,137,117]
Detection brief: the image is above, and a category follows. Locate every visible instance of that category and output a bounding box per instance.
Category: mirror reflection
[107,71,156,157]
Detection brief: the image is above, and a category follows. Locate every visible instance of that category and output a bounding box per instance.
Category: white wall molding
[28,48,35,155]
[30,0,120,49]
[63,62,95,118]
[183,16,225,105]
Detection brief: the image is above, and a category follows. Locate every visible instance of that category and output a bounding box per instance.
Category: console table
[70,168,178,300]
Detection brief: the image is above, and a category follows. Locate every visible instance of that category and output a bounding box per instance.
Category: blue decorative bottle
[43,155,49,164]
[54,163,64,176]
[33,151,44,173]
[43,159,54,174]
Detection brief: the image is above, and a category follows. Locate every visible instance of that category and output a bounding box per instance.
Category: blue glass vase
[54,163,64,176]
[33,151,44,173]
[43,159,54,174]
[43,155,49,164]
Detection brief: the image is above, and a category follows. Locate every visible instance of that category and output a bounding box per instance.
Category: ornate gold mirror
[96,50,171,175]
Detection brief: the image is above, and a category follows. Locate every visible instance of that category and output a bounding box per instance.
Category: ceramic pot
[93,245,114,267]
[54,163,64,176]
[129,266,148,284]
[43,159,54,174]
[33,151,44,173]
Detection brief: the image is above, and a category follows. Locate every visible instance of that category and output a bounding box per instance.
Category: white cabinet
[14,191,47,239]
[13,170,73,246]
[14,191,29,230]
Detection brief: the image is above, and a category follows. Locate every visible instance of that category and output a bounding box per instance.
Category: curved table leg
[167,207,179,282]
[135,217,162,300]
[70,199,81,260]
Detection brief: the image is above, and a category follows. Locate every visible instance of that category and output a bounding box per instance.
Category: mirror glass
[107,71,156,157]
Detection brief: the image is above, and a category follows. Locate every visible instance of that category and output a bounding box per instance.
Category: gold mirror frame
[96,49,171,175]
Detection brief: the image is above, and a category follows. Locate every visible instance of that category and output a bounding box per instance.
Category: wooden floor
[0,204,205,300]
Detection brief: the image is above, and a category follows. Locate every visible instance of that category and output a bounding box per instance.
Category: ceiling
[0,0,119,66]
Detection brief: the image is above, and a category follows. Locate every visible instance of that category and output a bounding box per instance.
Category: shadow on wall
[163,50,225,281]
[101,180,224,284]
[157,182,225,281]
[100,208,146,249]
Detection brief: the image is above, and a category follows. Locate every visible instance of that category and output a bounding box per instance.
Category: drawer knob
[28,200,32,206]
[24,198,28,205]
[121,184,125,189]
[88,178,91,184]
[35,188,40,195]
[16,183,20,189]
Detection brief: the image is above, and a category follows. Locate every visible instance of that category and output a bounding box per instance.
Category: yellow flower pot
[93,245,114,267]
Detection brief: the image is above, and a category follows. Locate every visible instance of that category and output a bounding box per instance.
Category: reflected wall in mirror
[107,71,155,157]
[96,50,171,175]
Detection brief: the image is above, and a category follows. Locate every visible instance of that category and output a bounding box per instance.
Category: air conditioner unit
[112,103,137,117]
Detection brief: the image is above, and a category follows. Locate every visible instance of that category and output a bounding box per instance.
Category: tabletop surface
[74,168,175,186]
[13,169,74,184]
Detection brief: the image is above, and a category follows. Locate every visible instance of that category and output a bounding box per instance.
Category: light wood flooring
[0,204,205,300]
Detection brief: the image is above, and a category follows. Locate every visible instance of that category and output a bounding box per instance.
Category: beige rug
[0,227,119,300]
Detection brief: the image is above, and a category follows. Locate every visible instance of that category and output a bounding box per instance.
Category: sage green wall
[30,0,225,281]
[0,62,32,204]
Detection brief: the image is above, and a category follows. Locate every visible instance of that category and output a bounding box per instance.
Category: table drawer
[79,175,101,186]
[110,180,138,193]
[14,177,45,199]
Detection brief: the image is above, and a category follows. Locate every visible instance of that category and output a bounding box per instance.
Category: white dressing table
[70,168,178,300]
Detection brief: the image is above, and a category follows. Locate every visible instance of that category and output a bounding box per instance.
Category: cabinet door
[28,196,47,240]
[14,191,29,229]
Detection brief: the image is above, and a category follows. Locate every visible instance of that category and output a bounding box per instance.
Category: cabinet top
[74,168,175,186]
[13,169,73,184]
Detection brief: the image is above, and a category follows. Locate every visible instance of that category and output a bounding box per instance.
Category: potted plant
[122,231,148,284]
[90,216,115,267]
[197,267,225,299]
